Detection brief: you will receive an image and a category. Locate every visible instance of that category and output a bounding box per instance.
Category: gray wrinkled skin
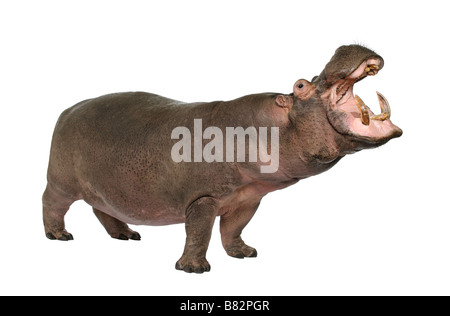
[43,45,402,273]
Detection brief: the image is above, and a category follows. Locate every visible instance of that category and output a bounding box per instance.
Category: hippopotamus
[43,44,402,273]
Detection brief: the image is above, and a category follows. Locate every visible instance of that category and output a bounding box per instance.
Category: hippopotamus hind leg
[93,208,141,240]
[42,184,75,241]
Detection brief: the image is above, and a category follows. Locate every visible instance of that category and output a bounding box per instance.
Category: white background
[1,0,449,296]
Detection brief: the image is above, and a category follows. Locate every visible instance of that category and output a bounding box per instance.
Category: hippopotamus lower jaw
[323,56,403,145]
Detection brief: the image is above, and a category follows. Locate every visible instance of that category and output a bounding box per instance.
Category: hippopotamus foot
[223,238,257,258]
[175,257,211,273]
[175,196,218,273]
[46,230,74,241]
[93,208,141,241]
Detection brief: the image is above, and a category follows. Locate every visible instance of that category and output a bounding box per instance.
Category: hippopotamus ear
[275,95,293,110]
[293,79,315,100]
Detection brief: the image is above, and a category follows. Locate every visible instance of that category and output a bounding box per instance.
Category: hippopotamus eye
[293,79,315,100]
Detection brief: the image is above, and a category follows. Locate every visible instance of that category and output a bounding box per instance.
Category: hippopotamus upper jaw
[315,45,402,146]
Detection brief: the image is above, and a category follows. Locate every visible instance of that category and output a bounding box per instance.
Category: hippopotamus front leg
[220,198,260,258]
[175,196,219,273]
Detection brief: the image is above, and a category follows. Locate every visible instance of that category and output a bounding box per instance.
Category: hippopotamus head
[277,44,402,161]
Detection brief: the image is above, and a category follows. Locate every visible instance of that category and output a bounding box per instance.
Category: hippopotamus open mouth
[316,45,403,144]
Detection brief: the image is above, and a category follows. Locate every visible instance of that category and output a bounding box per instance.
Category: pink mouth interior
[328,59,402,141]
